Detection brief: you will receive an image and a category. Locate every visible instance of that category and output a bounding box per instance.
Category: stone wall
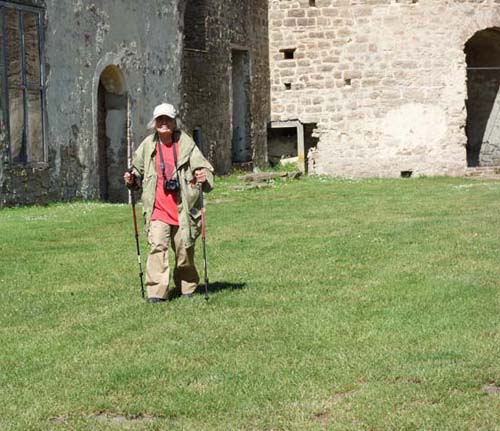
[269,0,500,177]
[1,0,183,206]
[182,0,270,174]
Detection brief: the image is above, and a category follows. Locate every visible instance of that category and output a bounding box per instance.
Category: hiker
[124,103,214,303]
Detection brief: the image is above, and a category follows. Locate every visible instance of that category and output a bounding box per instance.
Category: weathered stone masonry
[5,0,500,207]
[182,0,270,174]
[0,0,270,207]
[269,0,500,177]
[1,0,184,206]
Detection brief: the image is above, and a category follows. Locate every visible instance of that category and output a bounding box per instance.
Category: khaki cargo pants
[146,220,199,299]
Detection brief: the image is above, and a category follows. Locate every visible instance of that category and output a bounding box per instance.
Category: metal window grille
[0,1,46,164]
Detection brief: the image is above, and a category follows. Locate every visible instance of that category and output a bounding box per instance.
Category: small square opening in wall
[284,83,292,90]
[309,0,316,6]
[280,48,296,60]
[344,78,352,86]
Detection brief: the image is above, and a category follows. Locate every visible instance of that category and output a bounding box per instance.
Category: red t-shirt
[151,140,179,226]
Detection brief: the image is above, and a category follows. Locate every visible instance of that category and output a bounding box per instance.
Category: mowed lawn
[0,175,499,430]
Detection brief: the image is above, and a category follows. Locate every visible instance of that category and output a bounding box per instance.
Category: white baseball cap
[148,103,178,128]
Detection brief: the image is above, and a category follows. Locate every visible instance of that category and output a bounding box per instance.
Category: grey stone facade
[181,0,270,174]
[269,0,500,177]
[1,0,184,206]
[0,0,270,207]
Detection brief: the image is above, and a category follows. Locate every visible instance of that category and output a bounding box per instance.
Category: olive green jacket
[130,130,214,248]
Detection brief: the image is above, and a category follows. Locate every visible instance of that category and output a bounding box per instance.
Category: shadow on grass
[166,282,247,301]
[203,281,247,293]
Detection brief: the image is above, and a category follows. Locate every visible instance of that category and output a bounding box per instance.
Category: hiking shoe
[147,297,166,304]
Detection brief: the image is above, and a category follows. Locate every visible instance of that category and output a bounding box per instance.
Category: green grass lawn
[0,175,499,430]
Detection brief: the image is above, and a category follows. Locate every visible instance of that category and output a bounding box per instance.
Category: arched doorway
[97,65,128,202]
[465,28,500,167]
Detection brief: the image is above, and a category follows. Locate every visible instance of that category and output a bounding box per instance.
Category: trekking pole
[199,184,209,302]
[193,127,210,302]
[130,188,145,299]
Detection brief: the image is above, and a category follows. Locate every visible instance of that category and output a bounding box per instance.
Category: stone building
[182,0,269,173]
[269,0,500,177]
[0,0,186,206]
[0,0,269,207]
[5,0,499,208]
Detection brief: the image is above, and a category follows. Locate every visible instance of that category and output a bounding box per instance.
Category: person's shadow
[203,281,247,294]
[170,281,246,300]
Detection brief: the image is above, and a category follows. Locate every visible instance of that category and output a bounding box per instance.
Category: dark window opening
[284,82,292,90]
[280,48,296,60]
[268,122,318,173]
[184,0,208,51]
[268,127,297,167]
[0,1,46,164]
[309,0,316,6]
[400,170,413,178]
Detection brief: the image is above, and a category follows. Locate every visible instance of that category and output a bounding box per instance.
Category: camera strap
[172,137,178,171]
[157,137,178,181]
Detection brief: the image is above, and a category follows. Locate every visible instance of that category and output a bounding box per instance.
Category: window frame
[0,0,46,165]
